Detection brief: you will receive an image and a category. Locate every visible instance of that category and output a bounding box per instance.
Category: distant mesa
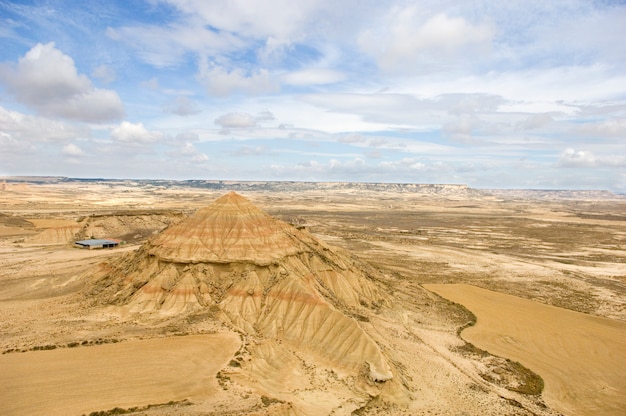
[86,191,399,410]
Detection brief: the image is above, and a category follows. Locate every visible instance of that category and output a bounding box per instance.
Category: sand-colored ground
[0,179,624,415]
[426,283,626,416]
[0,333,240,416]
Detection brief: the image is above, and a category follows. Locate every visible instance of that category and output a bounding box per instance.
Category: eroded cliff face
[86,192,402,414]
[26,211,183,245]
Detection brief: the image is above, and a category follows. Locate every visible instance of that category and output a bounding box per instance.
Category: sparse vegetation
[260,395,283,407]
[2,338,124,355]
[84,400,191,416]
[453,342,544,395]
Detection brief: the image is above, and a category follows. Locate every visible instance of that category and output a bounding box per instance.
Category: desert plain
[0,178,625,416]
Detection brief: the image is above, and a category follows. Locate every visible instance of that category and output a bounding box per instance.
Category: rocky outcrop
[25,211,183,245]
[87,192,400,413]
[26,224,82,245]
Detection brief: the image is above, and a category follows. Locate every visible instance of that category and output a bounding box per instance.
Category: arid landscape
[1,177,625,416]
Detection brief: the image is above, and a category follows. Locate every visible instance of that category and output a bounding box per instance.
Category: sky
[0,0,625,191]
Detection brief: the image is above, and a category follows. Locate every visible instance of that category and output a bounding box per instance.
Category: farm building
[74,239,120,249]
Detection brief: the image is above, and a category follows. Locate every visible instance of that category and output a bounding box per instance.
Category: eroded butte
[1,179,624,416]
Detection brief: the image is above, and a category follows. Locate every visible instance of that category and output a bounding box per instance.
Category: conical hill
[87,192,396,409]
[148,191,311,264]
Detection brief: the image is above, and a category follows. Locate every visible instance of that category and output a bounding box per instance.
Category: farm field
[425,283,626,416]
[0,334,240,416]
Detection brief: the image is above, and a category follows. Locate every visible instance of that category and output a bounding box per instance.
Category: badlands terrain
[0,177,625,416]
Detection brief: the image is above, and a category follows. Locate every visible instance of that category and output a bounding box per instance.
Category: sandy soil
[0,180,624,415]
[425,283,626,416]
[0,333,240,416]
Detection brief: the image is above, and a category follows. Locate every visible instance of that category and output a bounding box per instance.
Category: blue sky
[1,0,625,190]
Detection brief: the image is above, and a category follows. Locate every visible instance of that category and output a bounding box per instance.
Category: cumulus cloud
[214,111,276,132]
[62,143,85,157]
[0,43,124,122]
[557,148,596,168]
[111,121,163,144]
[1,1,624,189]
[359,8,493,72]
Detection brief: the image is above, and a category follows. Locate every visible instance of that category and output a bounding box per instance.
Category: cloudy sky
[1,0,625,190]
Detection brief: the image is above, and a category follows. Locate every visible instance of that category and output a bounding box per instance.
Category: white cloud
[300,92,507,130]
[523,4,626,69]
[1,1,624,190]
[268,156,458,183]
[282,68,346,86]
[0,43,124,122]
[516,114,554,130]
[359,8,493,72]
[111,121,163,144]
[214,112,257,129]
[161,0,328,42]
[557,148,596,168]
[0,105,84,142]
[443,115,479,144]
[106,18,245,68]
[197,60,277,96]
[167,142,208,163]
[575,118,626,139]
[213,111,276,131]
[0,131,36,156]
[62,143,85,156]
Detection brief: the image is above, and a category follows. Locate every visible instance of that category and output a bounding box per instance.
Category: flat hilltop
[2,176,624,199]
